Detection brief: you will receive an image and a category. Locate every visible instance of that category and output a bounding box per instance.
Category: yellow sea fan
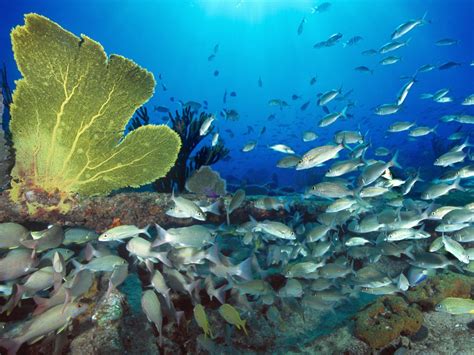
[9,14,181,202]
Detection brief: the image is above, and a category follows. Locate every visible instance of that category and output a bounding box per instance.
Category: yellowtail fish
[194,304,213,338]
[435,297,474,315]
[218,304,248,335]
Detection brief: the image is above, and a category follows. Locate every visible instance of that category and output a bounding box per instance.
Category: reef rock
[354,295,423,349]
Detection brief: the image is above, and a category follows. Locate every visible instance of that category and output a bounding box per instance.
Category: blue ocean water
[0,2,474,354]
[1,0,473,191]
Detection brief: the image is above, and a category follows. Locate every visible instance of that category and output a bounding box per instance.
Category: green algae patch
[406,271,474,310]
[354,295,423,349]
[9,14,181,212]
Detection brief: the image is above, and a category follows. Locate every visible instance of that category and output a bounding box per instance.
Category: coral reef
[406,271,474,310]
[354,295,423,349]
[8,14,181,213]
[154,107,229,192]
[185,165,226,197]
[0,191,322,231]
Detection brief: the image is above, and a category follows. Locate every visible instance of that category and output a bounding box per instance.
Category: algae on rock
[8,14,181,211]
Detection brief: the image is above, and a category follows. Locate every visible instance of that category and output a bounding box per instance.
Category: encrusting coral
[8,14,181,213]
[354,295,423,349]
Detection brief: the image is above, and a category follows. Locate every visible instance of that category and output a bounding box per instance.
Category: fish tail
[453,177,465,192]
[213,284,227,304]
[341,105,349,118]
[84,243,96,261]
[143,224,152,239]
[226,208,231,226]
[421,11,429,24]
[206,200,221,216]
[236,257,253,281]
[151,224,168,248]
[185,279,201,298]
[151,251,172,267]
[71,258,84,274]
[205,244,221,265]
[404,244,416,260]
[0,338,21,355]
[242,320,248,335]
[32,296,49,315]
[390,150,402,169]
[1,284,25,316]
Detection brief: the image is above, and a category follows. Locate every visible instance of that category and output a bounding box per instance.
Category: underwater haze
[0,1,474,354]
[1,0,472,189]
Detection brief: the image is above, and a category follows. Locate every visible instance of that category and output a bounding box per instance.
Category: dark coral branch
[127,106,151,131]
[1,63,13,138]
[154,107,229,192]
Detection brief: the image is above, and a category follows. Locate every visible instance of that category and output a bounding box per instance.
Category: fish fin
[404,244,416,260]
[204,200,221,216]
[236,257,253,280]
[421,11,429,25]
[151,251,172,267]
[249,215,257,225]
[142,224,152,239]
[105,279,115,300]
[56,322,69,335]
[151,224,169,247]
[0,338,21,355]
[453,177,465,192]
[390,150,401,169]
[242,320,248,335]
[185,280,201,299]
[53,272,63,293]
[175,310,185,327]
[158,289,171,310]
[341,105,348,119]
[205,244,221,265]
[84,243,95,261]
[213,284,227,304]
[1,284,24,316]
[145,259,155,273]
[226,202,231,226]
[32,296,49,315]
[63,288,72,312]
[71,258,84,274]
[20,239,38,249]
